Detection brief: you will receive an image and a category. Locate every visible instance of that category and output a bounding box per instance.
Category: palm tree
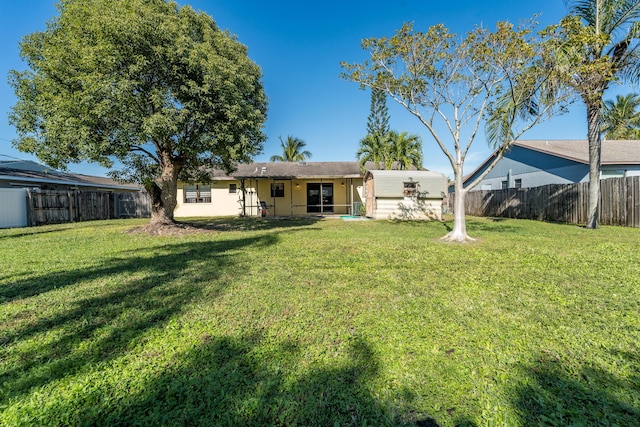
[602,93,640,139]
[388,131,423,170]
[356,132,391,171]
[549,1,640,228]
[269,135,312,162]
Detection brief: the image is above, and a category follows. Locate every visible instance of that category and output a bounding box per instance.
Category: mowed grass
[0,217,638,426]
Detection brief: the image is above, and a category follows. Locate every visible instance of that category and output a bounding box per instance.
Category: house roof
[229,161,364,179]
[364,170,445,180]
[463,139,640,185]
[514,140,640,165]
[0,160,141,191]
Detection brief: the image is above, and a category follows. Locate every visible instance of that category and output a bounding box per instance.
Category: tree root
[439,231,477,243]
[127,221,211,236]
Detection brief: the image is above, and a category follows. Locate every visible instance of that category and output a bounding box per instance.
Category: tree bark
[147,151,182,228]
[442,170,475,242]
[585,101,602,229]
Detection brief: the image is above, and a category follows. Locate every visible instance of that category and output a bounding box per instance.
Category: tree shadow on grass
[179,216,323,232]
[51,331,441,426]
[0,226,75,241]
[0,233,279,409]
[512,351,639,425]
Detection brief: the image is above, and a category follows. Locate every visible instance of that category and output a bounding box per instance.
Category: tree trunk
[146,152,182,228]
[441,170,474,242]
[585,101,602,229]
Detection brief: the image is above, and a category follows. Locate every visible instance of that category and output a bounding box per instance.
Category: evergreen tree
[366,88,391,137]
[358,88,392,170]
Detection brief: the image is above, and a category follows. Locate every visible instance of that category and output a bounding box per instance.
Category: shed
[364,170,448,220]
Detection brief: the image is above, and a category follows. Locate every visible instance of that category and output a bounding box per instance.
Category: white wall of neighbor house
[601,166,640,178]
[0,188,28,228]
[174,181,243,217]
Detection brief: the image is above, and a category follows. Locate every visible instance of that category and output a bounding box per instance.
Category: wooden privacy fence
[26,189,151,226]
[448,176,640,227]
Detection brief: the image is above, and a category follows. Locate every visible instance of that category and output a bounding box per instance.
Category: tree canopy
[603,93,640,139]
[342,20,566,241]
[269,135,312,162]
[540,0,640,228]
[9,0,267,228]
[357,88,422,171]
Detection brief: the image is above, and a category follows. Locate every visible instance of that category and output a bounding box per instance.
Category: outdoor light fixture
[341,181,345,187]
[296,183,300,189]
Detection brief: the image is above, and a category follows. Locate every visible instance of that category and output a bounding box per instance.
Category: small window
[501,180,508,190]
[184,184,211,203]
[229,183,237,194]
[514,179,522,189]
[403,181,418,196]
[271,183,285,198]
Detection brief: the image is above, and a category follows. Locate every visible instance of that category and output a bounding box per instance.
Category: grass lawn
[1,216,639,426]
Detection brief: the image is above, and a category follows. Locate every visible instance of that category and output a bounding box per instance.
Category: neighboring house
[0,160,142,192]
[364,170,448,220]
[463,140,640,191]
[0,159,147,228]
[174,162,366,218]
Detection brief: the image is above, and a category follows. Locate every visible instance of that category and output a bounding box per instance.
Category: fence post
[25,188,33,226]
[66,191,73,222]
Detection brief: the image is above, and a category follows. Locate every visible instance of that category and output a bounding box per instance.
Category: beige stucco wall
[174,181,242,217]
[175,178,364,218]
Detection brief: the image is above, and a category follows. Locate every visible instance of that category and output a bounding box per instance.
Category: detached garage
[364,170,448,220]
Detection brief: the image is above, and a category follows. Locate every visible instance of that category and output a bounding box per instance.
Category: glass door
[307,183,333,213]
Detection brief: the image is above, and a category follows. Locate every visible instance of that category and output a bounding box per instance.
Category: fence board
[448,177,640,228]
[24,189,150,227]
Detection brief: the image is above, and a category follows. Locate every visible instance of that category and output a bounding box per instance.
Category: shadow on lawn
[513,351,639,425]
[0,232,279,409]
[57,331,444,426]
[180,216,322,232]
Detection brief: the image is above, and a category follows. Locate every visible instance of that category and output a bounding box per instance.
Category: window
[514,179,522,189]
[403,180,418,196]
[501,180,508,190]
[184,184,211,203]
[271,183,284,197]
[229,183,237,194]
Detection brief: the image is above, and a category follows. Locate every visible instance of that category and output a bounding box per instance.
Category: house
[0,160,147,228]
[463,140,640,191]
[174,162,365,218]
[0,160,142,192]
[363,170,448,220]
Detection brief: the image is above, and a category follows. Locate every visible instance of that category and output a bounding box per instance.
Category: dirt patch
[126,222,214,236]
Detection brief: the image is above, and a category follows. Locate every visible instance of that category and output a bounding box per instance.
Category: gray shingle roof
[0,163,141,190]
[230,161,364,179]
[514,140,640,165]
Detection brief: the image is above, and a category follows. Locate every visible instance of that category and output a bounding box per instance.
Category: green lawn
[1,217,638,426]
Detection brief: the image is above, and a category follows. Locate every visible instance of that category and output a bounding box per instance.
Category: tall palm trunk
[585,99,602,229]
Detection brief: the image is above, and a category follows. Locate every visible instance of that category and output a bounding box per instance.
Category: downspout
[320,178,323,213]
[241,179,246,217]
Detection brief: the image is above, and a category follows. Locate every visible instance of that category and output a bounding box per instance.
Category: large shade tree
[269,135,312,162]
[541,0,640,228]
[342,21,568,241]
[602,93,640,139]
[9,0,267,229]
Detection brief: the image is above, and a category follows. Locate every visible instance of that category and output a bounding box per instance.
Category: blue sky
[0,1,631,178]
